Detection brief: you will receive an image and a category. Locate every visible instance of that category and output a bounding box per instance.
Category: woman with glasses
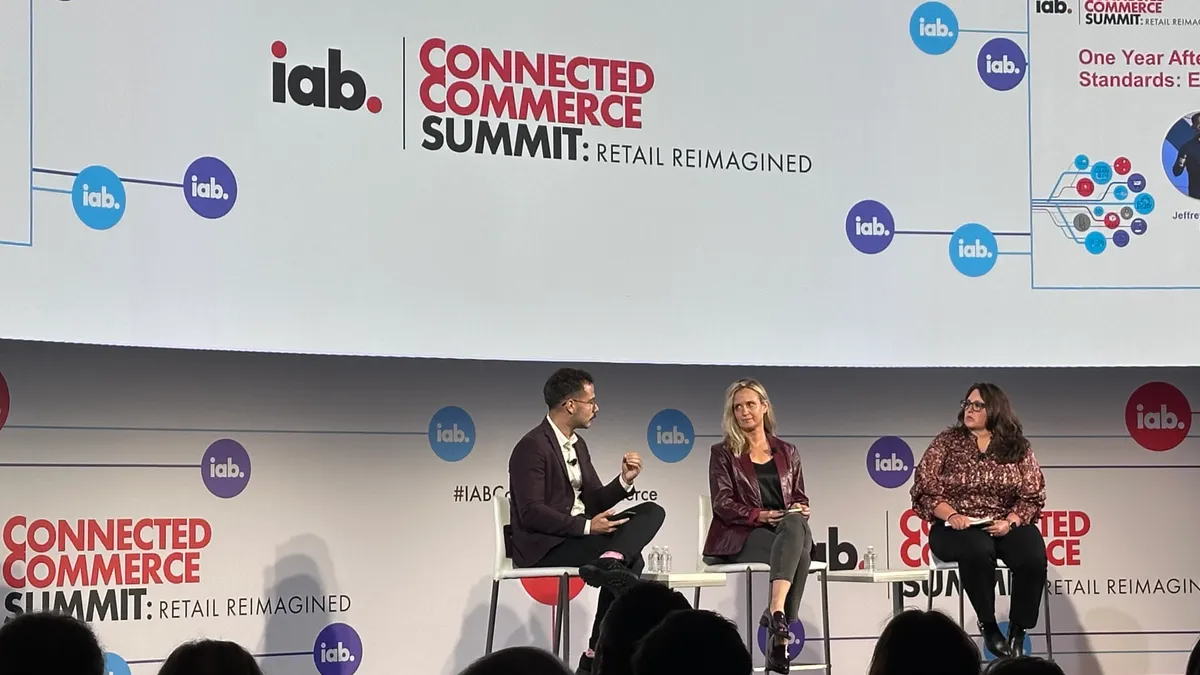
[702,378,813,675]
[910,383,1048,660]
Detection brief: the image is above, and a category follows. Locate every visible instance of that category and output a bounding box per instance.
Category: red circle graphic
[521,577,585,606]
[1125,381,1191,452]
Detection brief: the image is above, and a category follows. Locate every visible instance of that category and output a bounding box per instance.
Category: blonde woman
[702,379,813,675]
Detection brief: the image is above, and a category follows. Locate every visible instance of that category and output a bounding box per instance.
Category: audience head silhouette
[984,656,1065,674]
[0,610,105,675]
[458,646,571,675]
[1187,635,1200,675]
[157,639,263,675]
[631,609,751,675]
[593,581,691,675]
[867,609,981,675]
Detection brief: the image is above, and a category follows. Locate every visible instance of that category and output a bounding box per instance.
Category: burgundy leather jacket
[703,435,809,558]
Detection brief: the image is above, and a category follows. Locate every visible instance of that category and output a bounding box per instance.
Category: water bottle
[865,546,877,572]
[663,546,673,573]
[647,546,661,574]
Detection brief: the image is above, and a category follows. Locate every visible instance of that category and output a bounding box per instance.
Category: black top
[753,459,786,511]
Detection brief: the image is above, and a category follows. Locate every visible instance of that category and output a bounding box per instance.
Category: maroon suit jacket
[703,435,809,558]
[507,418,629,567]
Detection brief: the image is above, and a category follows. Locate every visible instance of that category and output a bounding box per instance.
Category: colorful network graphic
[30,156,238,236]
[1031,154,1155,255]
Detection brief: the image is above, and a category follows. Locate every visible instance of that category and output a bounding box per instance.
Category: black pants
[928,522,1048,629]
[707,513,814,621]
[535,501,666,650]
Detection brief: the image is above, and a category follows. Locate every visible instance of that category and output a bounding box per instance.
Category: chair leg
[1043,585,1054,660]
[552,577,565,660]
[562,573,571,666]
[485,580,500,654]
[820,569,831,675]
[958,576,965,628]
[927,570,934,612]
[745,569,754,653]
[693,586,701,608]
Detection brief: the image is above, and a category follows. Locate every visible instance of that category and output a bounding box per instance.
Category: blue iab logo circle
[313,623,363,675]
[105,652,131,675]
[948,223,997,277]
[865,436,915,489]
[428,406,476,462]
[757,619,807,662]
[910,2,959,55]
[72,165,126,231]
[646,409,694,463]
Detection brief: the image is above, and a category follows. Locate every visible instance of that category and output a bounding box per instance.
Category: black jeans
[928,521,1048,629]
[707,513,814,621]
[535,502,666,650]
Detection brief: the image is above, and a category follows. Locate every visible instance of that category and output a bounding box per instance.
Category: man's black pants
[534,502,667,650]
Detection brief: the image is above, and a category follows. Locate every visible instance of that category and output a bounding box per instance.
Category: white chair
[927,552,1054,659]
[695,495,832,674]
[486,498,581,664]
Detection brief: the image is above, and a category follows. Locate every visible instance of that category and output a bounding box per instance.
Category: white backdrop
[0,340,1196,675]
[4,0,1200,367]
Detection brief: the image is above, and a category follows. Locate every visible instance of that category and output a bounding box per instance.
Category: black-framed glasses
[960,400,987,412]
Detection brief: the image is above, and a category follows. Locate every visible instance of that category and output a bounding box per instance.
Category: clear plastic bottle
[663,546,673,573]
[647,546,661,574]
[865,546,877,572]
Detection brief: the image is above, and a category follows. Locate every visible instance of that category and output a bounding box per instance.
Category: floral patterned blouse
[910,428,1047,525]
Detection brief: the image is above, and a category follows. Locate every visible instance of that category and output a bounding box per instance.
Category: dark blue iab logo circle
[429,406,476,462]
[201,438,251,498]
[865,436,914,489]
[977,38,1027,91]
[846,200,895,254]
[72,165,126,231]
[910,2,959,55]
[646,409,693,463]
[183,156,238,219]
[948,223,997,277]
[314,623,363,675]
[757,619,807,662]
[105,652,131,675]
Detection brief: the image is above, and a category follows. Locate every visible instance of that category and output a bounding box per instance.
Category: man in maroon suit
[508,367,667,675]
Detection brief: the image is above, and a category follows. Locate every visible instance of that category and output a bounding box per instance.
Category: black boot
[1008,624,1027,657]
[979,620,1011,659]
[759,610,790,674]
[579,557,639,596]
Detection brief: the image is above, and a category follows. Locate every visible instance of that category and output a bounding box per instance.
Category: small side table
[827,568,932,617]
[642,571,729,591]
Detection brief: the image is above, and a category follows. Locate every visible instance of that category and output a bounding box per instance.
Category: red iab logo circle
[521,577,585,606]
[1125,381,1191,452]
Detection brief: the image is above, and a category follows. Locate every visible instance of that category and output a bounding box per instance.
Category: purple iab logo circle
[846,200,895,254]
[865,436,914,489]
[977,38,1026,91]
[183,156,237,219]
[314,623,363,675]
[201,439,251,498]
[757,619,806,662]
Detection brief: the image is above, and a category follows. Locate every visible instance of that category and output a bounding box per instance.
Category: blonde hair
[721,378,776,457]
